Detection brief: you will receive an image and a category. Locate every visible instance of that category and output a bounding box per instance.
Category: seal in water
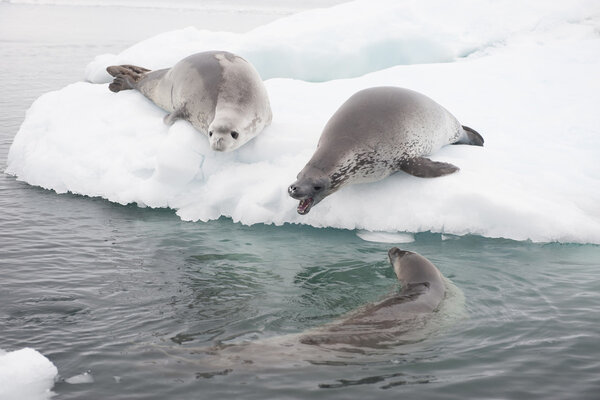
[107,51,272,152]
[186,248,458,374]
[298,247,446,348]
[288,86,483,214]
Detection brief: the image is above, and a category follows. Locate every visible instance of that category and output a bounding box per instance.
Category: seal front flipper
[400,157,459,178]
[453,125,484,146]
[163,107,187,126]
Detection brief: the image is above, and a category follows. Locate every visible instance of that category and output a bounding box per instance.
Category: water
[1,2,600,399]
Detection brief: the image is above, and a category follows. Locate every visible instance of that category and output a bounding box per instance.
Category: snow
[83,0,599,83]
[0,348,58,400]
[6,0,600,244]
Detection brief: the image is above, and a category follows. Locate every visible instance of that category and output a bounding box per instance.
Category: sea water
[1,2,599,399]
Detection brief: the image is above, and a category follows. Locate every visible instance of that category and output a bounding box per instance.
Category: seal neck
[299,163,329,180]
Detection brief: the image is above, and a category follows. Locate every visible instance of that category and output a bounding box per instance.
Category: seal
[106,51,272,152]
[288,86,484,214]
[178,248,457,373]
[298,247,446,348]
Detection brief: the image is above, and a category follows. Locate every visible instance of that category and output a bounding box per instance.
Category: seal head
[288,168,331,215]
[208,114,245,152]
[387,247,445,312]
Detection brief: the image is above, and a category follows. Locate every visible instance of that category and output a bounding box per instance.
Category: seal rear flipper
[108,75,136,93]
[106,65,149,92]
[453,125,484,146]
[112,64,150,75]
[163,107,187,126]
[400,157,459,178]
[106,65,150,78]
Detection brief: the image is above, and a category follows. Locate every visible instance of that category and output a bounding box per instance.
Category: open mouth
[297,198,314,215]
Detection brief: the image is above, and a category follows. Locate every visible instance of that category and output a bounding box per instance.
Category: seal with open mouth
[288,86,483,214]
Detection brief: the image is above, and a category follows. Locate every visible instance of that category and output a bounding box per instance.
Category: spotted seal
[288,86,483,214]
[107,51,272,152]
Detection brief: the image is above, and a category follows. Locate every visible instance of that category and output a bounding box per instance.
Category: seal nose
[288,185,297,195]
[388,247,410,260]
[211,137,225,151]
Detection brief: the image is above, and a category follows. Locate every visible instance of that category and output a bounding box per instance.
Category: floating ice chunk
[357,230,415,244]
[441,234,460,241]
[0,348,58,400]
[6,0,600,244]
[65,371,94,384]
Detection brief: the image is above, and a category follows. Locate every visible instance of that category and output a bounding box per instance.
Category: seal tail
[453,125,484,147]
[106,64,150,93]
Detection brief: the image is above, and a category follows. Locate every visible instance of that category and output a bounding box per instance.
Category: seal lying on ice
[288,86,483,214]
[107,51,272,152]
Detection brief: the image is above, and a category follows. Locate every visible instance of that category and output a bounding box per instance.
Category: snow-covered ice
[0,348,58,400]
[6,0,600,244]
[83,0,599,83]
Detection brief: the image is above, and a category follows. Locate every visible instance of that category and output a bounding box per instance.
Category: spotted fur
[288,86,483,214]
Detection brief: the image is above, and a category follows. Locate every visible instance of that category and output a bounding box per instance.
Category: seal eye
[313,186,322,191]
[230,131,239,139]
[209,131,213,137]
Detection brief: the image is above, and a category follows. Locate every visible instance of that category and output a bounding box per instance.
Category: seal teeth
[297,198,314,215]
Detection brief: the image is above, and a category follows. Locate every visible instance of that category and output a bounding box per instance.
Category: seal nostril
[209,131,213,137]
[313,186,322,191]
[230,131,239,139]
